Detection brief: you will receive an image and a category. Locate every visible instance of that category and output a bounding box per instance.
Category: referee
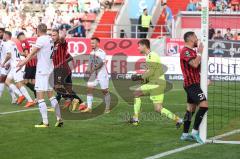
[51,29,86,110]
[180,31,208,144]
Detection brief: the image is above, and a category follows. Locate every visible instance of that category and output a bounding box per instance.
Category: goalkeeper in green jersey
[130,39,183,128]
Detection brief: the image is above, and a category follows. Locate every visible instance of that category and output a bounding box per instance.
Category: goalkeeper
[130,39,183,128]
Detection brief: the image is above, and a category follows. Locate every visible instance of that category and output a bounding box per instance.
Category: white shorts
[35,73,54,92]
[87,73,109,89]
[7,67,24,83]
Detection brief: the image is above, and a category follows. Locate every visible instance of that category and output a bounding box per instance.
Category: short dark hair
[162,3,167,6]
[183,31,195,42]
[37,23,47,33]
[52,29,59,34]
[4,31,12,38]
[0,28,5,32]
[138,39,150,49]
[17,32,25,39]
[91,37,100,43]
[143,8,147,12]
[217,30,221,34]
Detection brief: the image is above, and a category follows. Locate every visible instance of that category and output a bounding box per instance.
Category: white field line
[0,108,39,115]
[145,129,240,159]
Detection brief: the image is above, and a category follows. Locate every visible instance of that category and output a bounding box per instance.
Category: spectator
[214,30,224,40]
[138,8,153,38]
[209,23,215,40]
[187,0,197,11]
[162,3,173,37]
[224,28,233,40]
[68,20,86,37]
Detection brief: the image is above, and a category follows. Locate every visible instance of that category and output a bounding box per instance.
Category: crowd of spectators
[0,0,114,38]
[187,0,240,12]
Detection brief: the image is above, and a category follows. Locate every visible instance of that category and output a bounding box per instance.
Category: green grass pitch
[0,79,240,159]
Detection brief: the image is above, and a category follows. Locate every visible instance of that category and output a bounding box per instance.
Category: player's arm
[188,43,203,68]
[93,61,104,71]
[1,52,11,67]
[17,47,39,71]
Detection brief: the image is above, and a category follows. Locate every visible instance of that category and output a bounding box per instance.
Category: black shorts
[54,68,72,86]
[24,67,36,79]
[184,84,207,104]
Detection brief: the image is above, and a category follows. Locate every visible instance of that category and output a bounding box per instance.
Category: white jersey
[89,48,108,79]
[34,35,54,75]
[5,40,23,68]
[0,39,3,66]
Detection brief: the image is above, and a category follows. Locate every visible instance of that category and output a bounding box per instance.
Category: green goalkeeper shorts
[140,82,165,104]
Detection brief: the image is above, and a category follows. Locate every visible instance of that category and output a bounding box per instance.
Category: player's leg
[47,90,63,127]
[15,69,35,107]
[63,73,86,111]
[99,77,111,113]
[34,74,49,128]
[81,74,97,112]
[129,87,144,125]
[181,103,197,141]
[0,75,5,97]
[5,77,24,104]
[24,67,37,98]
[185,84,208,144]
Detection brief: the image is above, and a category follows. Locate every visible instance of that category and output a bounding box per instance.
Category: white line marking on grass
[145,129,240,159]
[0,108,39,115]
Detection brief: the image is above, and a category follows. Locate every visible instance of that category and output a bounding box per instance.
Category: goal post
[199,0,209,143]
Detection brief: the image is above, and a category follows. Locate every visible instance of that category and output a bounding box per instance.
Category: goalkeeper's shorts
[140,82,166,104]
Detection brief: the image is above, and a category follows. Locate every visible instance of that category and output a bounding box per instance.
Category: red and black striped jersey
[180,47,200,87]
[52,40,71,72]
[21,40,37,67]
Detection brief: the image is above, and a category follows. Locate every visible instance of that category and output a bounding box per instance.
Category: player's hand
[131,74,143,81]
[16,60,25,72]
[197,42,204,54]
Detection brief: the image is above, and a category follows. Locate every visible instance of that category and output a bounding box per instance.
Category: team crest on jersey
[185,51,190,57]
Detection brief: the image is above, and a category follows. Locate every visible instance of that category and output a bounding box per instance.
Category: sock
[160,107,180,122]
[0,83,4,97]
[70,91,83,104]
[104,92,111,110]
[133,98,141,119]
[56,92,62,102]
[6,86,17,101]
[9,84,22,97]
[26,83,36,98]
[20,86,33,102]
[183,111,195,133]
[193,107,208,131]
[50,97,62,121]
[192,129,199,135]
[38,99,48,125]
[87,94,93,109]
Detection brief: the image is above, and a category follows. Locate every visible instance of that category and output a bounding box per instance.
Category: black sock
[183,111,195,133]
[193,107,208,130]
[56,92,62,102]
[71,91,83,104]
[26,83,36,98]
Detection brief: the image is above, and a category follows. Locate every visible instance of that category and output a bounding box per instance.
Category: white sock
[7,86,17,102]
[192,129,198,135]
[9,84,22,97]
[38,99,48,125]
[104,93,111,110]
[50,97,62,121]
[20,86,33,102]
[182,133,189,136]
[87,94,93,109]
[0,83,5,97]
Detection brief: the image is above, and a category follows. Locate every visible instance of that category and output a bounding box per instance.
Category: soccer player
[180,31,208,144]
[17,32,37,100]
[130,39,183,127]
[82,37,111,113]
[17,23,63,128]
[51,29,86,110]
[1,31,34,107]
[0,27,16,103]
